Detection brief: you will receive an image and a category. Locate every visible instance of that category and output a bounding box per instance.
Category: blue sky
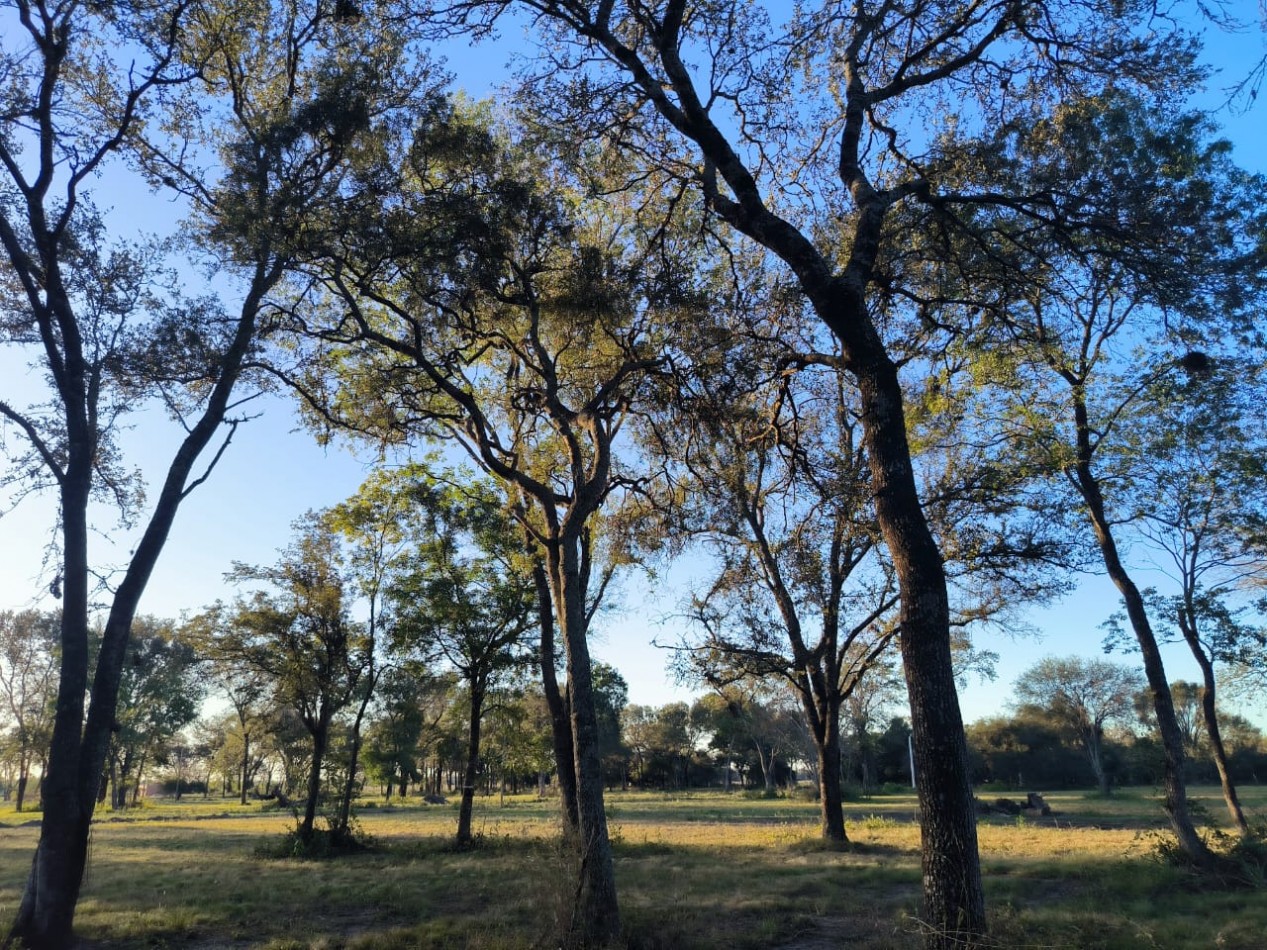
[1,5,1265,724]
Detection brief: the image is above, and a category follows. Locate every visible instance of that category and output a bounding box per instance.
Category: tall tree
[181,613,274,806]
[388,467,536,846]
[951,96,1266,857]
[0,610,59,812]
[0,0,408,940]
[670,350,899,843]
[266,104,695,944]
[428,2,1202,938]
[1110,363,1267,835]
[1014,656,1142,797]
[217,517,373,844]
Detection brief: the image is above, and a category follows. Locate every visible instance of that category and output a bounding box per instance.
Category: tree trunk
[1071,432,1210,862]
[336,673,375,841]
[553,538,620,946]
[240,731,251,806]
[1188,644,1249,836]
[15,771,28,814]
[301,713,331,843]
[457,685,485,847]
[7,477,94,950]
[534,560,579,832]
[816,721,848,845]
[1085,730,1110,797]
[835,351,983,947]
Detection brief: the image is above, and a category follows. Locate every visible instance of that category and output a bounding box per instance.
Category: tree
[364,666,430,799]
[388,467,536,845]
[217,518,373,844]
[669,337,899,841]
[1108,363,1267,835]
[0,610,59,812]
[181,613,274,806]
[102,617,204,809]
[1014,657,1143,797]
[0,0,409,940]
[424,2,1209,937]
[954,96,1266,857]
[265,104,698,943]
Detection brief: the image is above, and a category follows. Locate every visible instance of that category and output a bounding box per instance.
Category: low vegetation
[0,786,1263,949]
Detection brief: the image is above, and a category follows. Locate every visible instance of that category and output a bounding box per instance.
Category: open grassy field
[0,785,1264,949]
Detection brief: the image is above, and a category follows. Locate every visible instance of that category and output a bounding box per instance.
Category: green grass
[0,786,1264,948]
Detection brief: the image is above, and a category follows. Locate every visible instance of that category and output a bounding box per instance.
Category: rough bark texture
[816,729,847,844]
[534,560,580,832]
[553,538,620,946]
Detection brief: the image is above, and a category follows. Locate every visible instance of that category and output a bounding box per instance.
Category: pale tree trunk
[1085,730,1110,797]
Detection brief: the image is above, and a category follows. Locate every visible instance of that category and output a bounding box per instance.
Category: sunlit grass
[0,786,1264,948]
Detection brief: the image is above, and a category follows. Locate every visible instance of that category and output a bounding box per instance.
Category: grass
[0,785,1264,948]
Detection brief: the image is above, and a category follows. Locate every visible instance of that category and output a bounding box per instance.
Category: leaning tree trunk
[1072,442,1210,862]
[6,270,269,950]
[1184,635,1250,836]
[335,671,376,842]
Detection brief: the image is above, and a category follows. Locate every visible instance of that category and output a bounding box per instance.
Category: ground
[0,786,1263,948]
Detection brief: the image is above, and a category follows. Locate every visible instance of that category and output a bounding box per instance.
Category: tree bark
[240,732,252,806]
[1070,402,1210,861]
[1187,641,1249,836]
[457,684,485,846]
[534,560,579,832]
[300,711,332,843]
[816,732,847,845]
[553,537,620,946]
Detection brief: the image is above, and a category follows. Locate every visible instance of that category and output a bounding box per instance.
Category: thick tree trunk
[534,560,579,832]
[554,539,620,946]
[838,352,983,946]
[7,276,265,948]
[816,733,848,845]
[457,685,485,846]
[8,479,94,950]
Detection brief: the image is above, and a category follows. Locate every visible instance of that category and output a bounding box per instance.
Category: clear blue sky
[1,6,1264,725]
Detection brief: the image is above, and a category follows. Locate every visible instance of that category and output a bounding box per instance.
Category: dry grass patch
[0,787,1264,948]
